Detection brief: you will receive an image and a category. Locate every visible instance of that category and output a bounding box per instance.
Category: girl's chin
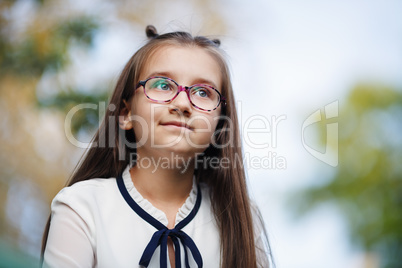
[161,146,207,156]
[147,144,208,158]
[153,138,209,152]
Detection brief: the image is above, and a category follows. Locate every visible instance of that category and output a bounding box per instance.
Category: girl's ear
[119,100,133,130]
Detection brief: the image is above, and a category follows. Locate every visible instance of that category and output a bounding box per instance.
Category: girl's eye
[156,82,171,91]
[151,79,173,91]
[192,87,210,98]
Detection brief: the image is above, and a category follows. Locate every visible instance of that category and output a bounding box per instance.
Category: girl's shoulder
[51,177,118,210]
[57,177,116,194]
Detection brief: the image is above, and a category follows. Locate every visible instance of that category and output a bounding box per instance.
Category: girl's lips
[160,121,193,131]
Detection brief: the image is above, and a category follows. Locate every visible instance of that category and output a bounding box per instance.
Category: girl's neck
[129,153,195,207]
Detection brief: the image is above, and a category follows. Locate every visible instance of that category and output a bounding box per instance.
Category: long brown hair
[41,25,272,267]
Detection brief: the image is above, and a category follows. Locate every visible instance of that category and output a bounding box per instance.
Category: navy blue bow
[117,174,203,268]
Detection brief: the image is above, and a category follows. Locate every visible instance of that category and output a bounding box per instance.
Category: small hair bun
[211,39,221,46]
[146,25,159,39]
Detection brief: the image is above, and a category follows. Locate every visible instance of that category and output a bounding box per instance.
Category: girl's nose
[169,90,192,115]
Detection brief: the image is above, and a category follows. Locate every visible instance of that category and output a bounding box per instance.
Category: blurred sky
[36,0,402,267]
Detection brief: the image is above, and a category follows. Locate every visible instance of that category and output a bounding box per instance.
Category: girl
[41,25,273,268]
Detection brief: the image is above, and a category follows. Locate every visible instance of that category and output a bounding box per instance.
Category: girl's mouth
[160,121,194,131]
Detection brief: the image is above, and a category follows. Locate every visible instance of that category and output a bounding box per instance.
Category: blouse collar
[120,165,198,226]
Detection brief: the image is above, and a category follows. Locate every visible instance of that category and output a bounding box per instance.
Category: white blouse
[43,165,270,268]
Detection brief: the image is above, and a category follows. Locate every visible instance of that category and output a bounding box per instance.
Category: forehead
[141,45,222,90]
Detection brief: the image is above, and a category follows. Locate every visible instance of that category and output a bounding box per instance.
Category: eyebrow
[146,71,219,90]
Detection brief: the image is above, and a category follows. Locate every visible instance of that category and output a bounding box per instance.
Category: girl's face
[123,45,223,158]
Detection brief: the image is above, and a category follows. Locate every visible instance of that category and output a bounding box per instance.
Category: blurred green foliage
[0,15,98,77]
[0,1,105,133]
[38,89,110,134]
[0,239,38,268]
[294,84,402,268]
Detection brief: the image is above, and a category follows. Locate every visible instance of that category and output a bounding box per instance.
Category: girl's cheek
[201,118,219,142]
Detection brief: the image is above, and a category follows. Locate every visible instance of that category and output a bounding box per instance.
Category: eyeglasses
[136,76,226,112]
